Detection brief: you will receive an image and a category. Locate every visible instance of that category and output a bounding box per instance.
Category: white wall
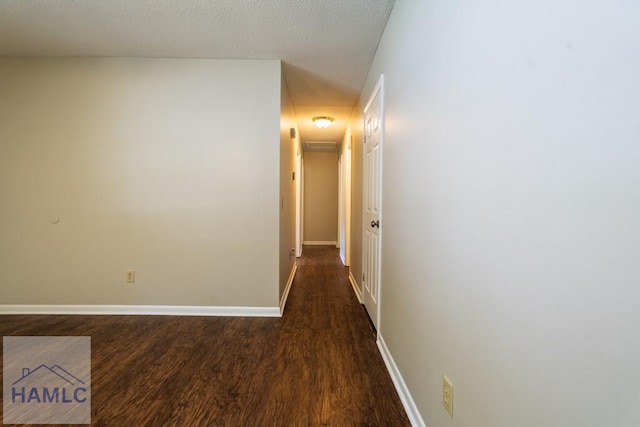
[0,58,281,308]
[356,0,640,426]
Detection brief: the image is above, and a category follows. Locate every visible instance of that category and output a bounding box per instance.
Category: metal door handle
[370,220,379,228]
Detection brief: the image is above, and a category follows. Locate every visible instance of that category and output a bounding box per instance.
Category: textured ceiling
[0,0,395,146]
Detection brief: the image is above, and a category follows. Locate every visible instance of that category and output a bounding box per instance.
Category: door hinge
[362,273,365,282]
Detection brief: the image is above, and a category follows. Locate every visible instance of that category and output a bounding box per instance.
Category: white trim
[0,305,281,317]
[303,240,338,246]
[349,271,363,303]
[280,263,298,315]
[377,334,426,427]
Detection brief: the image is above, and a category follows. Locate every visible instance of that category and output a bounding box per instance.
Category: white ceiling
[0,0,395,147]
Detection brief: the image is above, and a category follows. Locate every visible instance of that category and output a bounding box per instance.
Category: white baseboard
[303,240,337,246]
[280,263,297,315]
[0,305,281,317]
[349,271,363,303]
[377,334,426,427]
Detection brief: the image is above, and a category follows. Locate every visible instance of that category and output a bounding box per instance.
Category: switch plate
[443,375,454,418]
[126,270,135,283]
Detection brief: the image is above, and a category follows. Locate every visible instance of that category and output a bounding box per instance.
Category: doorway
[302,150,339,247]
[338,133,352,266]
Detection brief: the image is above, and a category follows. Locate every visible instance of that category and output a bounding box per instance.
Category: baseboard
[377,334,426,427]
[303,240,337,246]
[349,271,363,303]
[280,263,298,315]
[0,305,281,317]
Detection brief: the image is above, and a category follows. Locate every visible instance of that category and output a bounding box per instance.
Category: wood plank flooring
[0,246,410,426]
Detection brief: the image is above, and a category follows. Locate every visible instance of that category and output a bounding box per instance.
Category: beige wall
[0,57,281,308]
[354,0,640,426]
[348,108,364,294]
[303,151,338,243]
[279,72,299,299]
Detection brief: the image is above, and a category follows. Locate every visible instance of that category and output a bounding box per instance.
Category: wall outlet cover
[443,375,454,418]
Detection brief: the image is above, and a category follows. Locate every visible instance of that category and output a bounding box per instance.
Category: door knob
[370,220,379,228]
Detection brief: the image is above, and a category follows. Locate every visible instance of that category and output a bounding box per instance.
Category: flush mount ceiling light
[312,116,334,129]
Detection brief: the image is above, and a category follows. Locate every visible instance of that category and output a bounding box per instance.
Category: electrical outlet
[443,375,454,418]
[126,270,135,283]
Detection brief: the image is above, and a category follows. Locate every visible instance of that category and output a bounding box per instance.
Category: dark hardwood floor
[0,246,410,426]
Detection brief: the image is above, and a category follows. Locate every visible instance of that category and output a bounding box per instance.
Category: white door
[339,155,345,260]
[363,75,384,329]
[295,149,303,257]
[338,142,352,266]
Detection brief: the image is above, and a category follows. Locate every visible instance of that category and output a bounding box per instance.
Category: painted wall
[355,0,640,426]
[349,108,364,295]
[0,58,281,308]
[279,72,299,300]
[303,151,339,244]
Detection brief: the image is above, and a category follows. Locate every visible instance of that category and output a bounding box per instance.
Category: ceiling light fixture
[313,116,334,129]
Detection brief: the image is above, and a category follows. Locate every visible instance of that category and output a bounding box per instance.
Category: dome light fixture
[312,116,334,129]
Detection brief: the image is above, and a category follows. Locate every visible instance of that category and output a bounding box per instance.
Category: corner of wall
[279,70,299,300]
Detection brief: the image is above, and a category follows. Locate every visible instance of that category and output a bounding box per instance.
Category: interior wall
[0,57,281,308]
[349,108,364,296]
[279,71,299,299]
[303,151,339,244]
[356,0,640,426]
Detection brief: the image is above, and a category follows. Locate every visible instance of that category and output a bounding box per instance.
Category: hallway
[0,247,409,426]
[267,245,410,426]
